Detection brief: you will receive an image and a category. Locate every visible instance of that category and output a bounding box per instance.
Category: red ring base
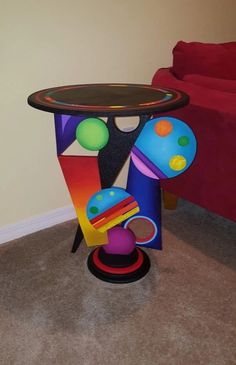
[87,247,150,284]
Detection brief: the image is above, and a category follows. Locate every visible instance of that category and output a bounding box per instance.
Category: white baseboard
[0,205,76,245]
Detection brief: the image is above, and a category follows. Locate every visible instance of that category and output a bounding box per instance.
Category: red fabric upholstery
[152,65,236,222]
[183,74,236,93]
[172,41,236,80]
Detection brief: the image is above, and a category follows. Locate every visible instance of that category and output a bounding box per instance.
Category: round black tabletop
[28,83,189,117]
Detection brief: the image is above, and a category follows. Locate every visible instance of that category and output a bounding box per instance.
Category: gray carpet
[0,200,236,365]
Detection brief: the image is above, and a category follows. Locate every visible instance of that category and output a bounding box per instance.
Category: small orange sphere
[154,120,173,137]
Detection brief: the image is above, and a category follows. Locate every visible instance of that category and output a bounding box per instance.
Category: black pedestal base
[87,247,150,284]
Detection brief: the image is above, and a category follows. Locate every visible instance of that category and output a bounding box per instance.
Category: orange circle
[154,120,173,137]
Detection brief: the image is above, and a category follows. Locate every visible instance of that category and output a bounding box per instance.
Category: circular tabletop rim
[27,83,189,117]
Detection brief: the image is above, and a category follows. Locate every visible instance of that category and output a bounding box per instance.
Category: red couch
[152,41,236,222]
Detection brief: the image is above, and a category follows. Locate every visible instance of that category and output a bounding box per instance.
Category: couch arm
[152,68,236,116]
[152,67,178,86]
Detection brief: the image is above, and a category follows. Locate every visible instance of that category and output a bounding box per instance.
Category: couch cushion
[183,74,236,93]
[173,41,236,80]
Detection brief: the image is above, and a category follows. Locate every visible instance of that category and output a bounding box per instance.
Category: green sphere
[89,206,99,214]
[178,136,189,147]
[76,118,109,151]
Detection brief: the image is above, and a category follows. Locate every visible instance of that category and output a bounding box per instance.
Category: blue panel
[54,114,86,155]
[124,158,162,250]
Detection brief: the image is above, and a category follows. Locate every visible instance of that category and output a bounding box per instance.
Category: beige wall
[1,0,236,227]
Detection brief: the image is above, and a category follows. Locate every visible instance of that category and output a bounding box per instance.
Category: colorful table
[28,83,194,283]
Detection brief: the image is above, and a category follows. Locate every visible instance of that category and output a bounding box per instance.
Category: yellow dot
[109,191,115,196]
[155,120,173,137]
[169,155,187,171]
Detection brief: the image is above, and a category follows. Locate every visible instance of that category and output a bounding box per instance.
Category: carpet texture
[0,200,235,365]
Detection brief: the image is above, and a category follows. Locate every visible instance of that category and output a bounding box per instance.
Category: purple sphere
[103,226,136,255]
